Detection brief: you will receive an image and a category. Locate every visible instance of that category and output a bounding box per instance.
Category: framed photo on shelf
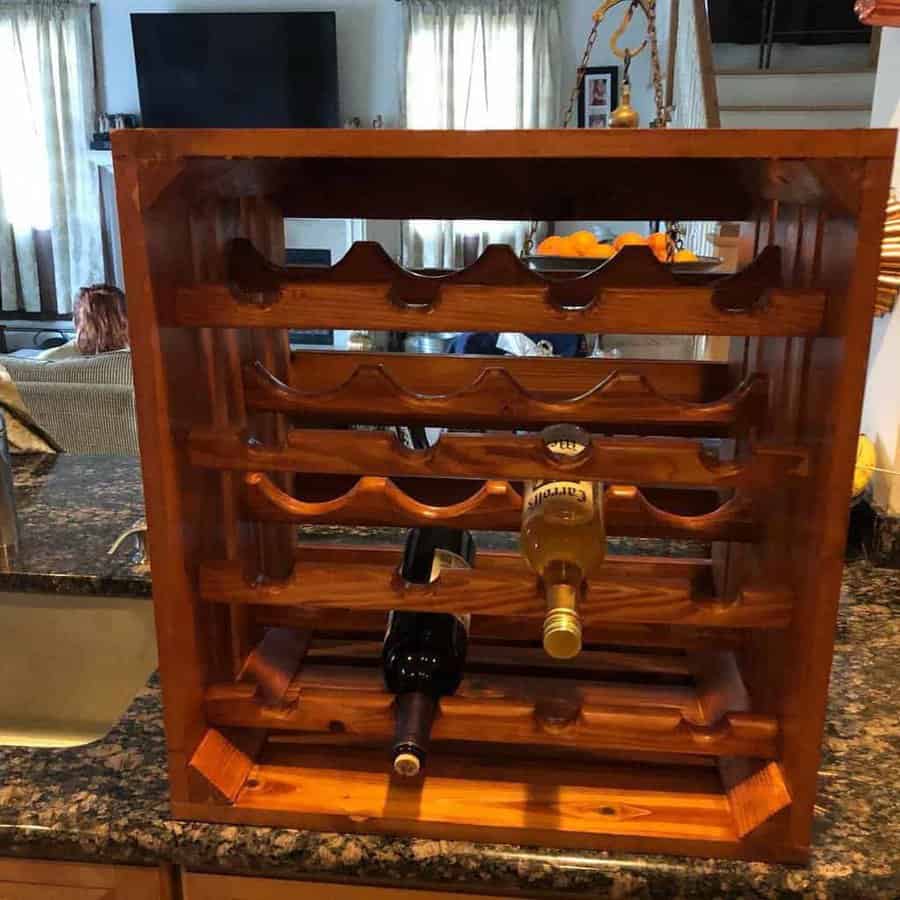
[577,66,619,129]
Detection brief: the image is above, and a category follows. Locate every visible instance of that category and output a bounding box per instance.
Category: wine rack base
[114,127,895,865]
[179,741,797,862]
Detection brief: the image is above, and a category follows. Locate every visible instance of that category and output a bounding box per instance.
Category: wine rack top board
[111,128,896,221]
[113,128,896,864]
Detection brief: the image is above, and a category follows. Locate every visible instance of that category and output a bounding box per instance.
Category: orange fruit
[536,235,568,256]
[581,243,616,260]
[569,230,599,256]
[554,236,580,257]
[648,232,670,261]
[673,249,699,262]
[613,231,648,250]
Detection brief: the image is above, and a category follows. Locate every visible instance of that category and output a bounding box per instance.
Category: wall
[95,0,663,134]
[94,0,404,126]
[557,1,666,238]
[94,1,666,258]
[861,27,900,513]
[561,0,664,131]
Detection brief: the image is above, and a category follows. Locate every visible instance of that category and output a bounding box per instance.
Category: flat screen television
[131,12,339,128]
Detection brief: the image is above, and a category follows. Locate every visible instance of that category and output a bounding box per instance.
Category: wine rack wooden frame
[113,128,895,863]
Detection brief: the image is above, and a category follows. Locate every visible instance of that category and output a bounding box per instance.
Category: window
[401,0,560,268]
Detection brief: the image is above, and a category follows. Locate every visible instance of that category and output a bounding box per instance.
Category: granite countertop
[4,454,148,596]
[0,455,898,896]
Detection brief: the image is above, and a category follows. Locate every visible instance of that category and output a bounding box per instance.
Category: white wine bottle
[520,425,605,659]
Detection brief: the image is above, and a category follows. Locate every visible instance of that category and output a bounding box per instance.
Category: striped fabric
[2,351,138,455]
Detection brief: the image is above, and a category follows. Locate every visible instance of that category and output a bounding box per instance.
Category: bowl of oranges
[526,230,719,273]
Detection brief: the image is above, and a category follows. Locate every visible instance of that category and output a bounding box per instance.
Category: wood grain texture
[288,350,736,402]
[182,872,520,900]
[227,747,739,845]
[721,759,792,838]
[205,660,778,759]
[115,127,894,860]
[198,549,793,630]
[113,153,224,803]
[244,473,759,541]
[0,859,167,900]
[239,627,308,706]
[190,427,808,489]
[113,128,897,162]
[176,280,824,336]
[244,358,768,432]
[188,728,260,804]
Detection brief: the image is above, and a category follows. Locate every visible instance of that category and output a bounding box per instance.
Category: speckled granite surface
[4,454,148,596]
[0,456,898,896]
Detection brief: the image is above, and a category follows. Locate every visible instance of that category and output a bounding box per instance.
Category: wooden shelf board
[175,282,824,336]
[189,427,807,490]
[205,662,778,759]
[178,741,797,859]
[288,352,737,403]
[198,550,793,630]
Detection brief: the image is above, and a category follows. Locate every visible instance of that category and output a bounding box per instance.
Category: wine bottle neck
[392,691,437,777]
[542,562,583,660]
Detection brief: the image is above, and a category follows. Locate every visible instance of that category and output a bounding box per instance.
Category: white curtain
[0,0,102,314]
[401,0,561,268]
[668,0,720,256]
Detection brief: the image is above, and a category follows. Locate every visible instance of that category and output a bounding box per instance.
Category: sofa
[1,351,138,455]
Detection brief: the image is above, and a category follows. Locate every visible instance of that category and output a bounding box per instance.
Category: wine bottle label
[545,439,587,458]
[523,480,595,520]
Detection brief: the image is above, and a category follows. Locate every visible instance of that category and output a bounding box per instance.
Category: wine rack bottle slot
[520,425,606,660]
[383,527,474,777]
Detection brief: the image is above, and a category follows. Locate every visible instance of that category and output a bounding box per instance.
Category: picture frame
[577,66,619,129]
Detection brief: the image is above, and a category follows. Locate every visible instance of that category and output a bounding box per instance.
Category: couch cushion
[2,350,133,386]
[16,382,139,456]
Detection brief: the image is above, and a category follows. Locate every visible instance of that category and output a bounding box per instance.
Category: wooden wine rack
[113,128,895,863]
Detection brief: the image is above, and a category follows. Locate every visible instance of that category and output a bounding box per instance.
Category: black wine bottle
[383,527,474,777]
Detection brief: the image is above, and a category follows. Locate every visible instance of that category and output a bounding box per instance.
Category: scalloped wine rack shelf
[175,240,827,336]
[242,473,760,541]
[113,127,895,862]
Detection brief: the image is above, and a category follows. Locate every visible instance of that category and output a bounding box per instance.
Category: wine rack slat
[296,542,716,583]
[176,283,826,336]
[190,427,808,489]
[304,639,695,678]
[244,472,759,541]
[171,239,827,337]
[252,606,747,650]
[205,669,778,760]
[243,360,769,432]
[288,351,736,404]
[250,547,747,645]
[198,552,793,629]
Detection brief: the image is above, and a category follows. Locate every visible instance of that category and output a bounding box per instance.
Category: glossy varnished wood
[0,859,170,900]
[178,242,825,336]
[204,653,779,759]
[115,127,895,862]
[244,359,768,432]
[182,872,521,900]
[197,546,793,629]
[243,473,759,540]
[236,746,738,844]
[288,351,736,403]
[190,427,808,488]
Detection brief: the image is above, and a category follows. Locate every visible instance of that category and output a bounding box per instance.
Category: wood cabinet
[183,873,519,900]
[0,860,169,900]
